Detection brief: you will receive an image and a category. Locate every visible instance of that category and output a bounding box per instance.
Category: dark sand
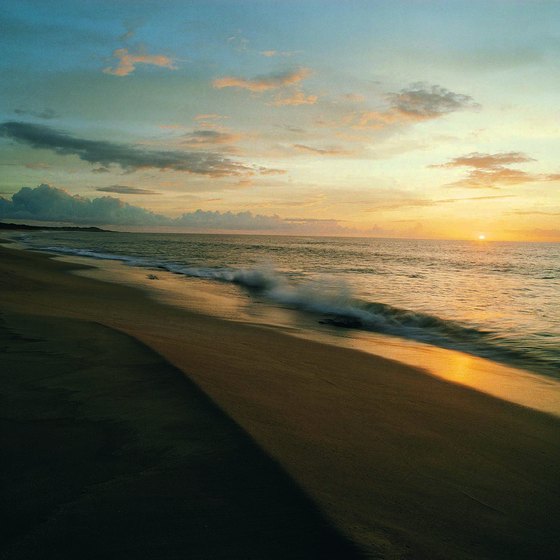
[1,244,560,559]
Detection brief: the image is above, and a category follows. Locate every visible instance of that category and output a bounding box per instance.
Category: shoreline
[49,245,560,418]
[2,243,560,558]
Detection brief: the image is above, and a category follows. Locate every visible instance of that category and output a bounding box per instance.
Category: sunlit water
[11,231,560,379]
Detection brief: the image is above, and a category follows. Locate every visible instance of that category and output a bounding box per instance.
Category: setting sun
[478,234,486,240]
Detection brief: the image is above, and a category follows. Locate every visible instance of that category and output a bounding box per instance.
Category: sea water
[11,231,560,379]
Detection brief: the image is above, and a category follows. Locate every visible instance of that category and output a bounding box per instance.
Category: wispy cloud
[0,121,268,177]
[182,129,243,146]
[103,48,176,76]
[433,152,535,169]
[213,68,311,92]
[227,31,250,52]
[367,194,515,211]
[260,50,299,57]
[24,162,51,169]
[271,90,318,106]
[433,151,560,189]
[293,144,350,156]
[14,108,58,120]
[507,210,560,216]
[194,114,228,121]
[96,185,159,195]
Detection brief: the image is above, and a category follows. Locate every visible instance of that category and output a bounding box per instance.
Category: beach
[2,243,560,559]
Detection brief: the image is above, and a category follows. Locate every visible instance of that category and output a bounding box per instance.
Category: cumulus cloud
[0,184,381,235]
[213,68,311,92]
[0,184,291,230]
[96,185,159,195]
[0,184,168,225]
[271,90,318,106]
[434,151,560,189]
[347,83,478,130]
[174,209,287,230]
[0,121,267,177]
[103,48,176,76]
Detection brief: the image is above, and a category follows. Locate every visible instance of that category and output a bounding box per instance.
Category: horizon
[1,1,559,241]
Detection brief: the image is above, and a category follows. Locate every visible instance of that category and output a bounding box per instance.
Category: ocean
[10,230,560,379]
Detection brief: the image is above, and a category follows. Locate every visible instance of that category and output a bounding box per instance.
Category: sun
[478,234,486,240]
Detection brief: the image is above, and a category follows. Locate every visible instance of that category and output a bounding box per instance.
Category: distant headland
[0,222,110,232]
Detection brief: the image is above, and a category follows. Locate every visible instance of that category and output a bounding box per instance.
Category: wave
[38,244,559,377]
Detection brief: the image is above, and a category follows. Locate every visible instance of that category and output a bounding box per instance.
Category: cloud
[0,184,168,225]
[508,210,560,216]
[433,151,560,189]
[347,83,478,130]
[293,144,350,156]
[366,194,515,211]
[24,162,51,169]
[96,185,159,195]
[213,68,311,92]
[194,114,228,121]
[182,129,243,146]
[387,83,479,119]
[271,90,318,106]
[227,32,250,52]
[0,121,267,177]
[433,152,535,169]
[14,108,58,120]
[0,184,384,236]
[342,93,366,103]
[260,50,299,57]
[103,48,176,76]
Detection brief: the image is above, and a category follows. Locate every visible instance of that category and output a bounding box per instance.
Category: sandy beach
[2,243,560,559]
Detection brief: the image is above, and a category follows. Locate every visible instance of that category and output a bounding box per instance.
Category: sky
[1,0,560,240]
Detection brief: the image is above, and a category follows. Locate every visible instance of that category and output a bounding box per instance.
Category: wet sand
[1,244,560,559]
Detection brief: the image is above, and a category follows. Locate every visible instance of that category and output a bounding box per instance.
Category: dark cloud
[387,83,479,118]
[0,121,264,177]
[96,185,159,195]
[433,151,560,189]
[14,108,58,120]
[0,184,168,225]
[348,83,479,130]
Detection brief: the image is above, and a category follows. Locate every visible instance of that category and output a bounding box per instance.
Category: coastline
[2,243,560,558]
[62,248,560,418]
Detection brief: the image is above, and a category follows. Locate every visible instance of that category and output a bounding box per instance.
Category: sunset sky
[1,0,559,240]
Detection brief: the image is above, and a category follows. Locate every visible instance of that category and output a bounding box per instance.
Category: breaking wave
[38,244,559,377]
